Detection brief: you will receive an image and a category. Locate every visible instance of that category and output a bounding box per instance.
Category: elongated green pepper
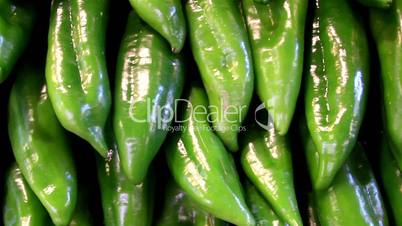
[244,181,289,226]
[241,126,302,226]
[305,0,369,190]
[46,0,111,157]
[3,164,50,226]
[0,0,35,83]
[8,66,77,226]
[370,0,402,171]
[166,84,255,226]
[128,0,186,53]
[314,144,388,226]
[356,0,392,8]
[380,138,402,226]
[114,11,185,184]
[156,180,227,226]
[186,0,254,152]
[97,144,153,226]
[242,0,307,135]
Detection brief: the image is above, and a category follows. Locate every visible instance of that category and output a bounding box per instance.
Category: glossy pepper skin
[0,0,35,83]
[356,0,392,8]
[3,164,50,226]
[245,181,289,226]
[114,11,185,184]
[186,0,254,152]
[242,0,307,135]
[165,84,255,226]
[314,144,389,226]
[156,180,227,226]
[46,0,111,157]
[304,0,369,190]
[8,66,77,226]
[97,144,153,226]
[241,126,302,226]
[380,138,402,226]
[370,0,402,170]
[128,0,186,53]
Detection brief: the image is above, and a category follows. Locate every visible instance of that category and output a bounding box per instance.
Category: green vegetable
[242,0,307,135]
[241,125,302,226]
[156,180,227,226]
[166,83,255,226]
[46,0,111,157]
[3,164,50,226]
[314,144,389,226]
[114,11,185,184]
[370,0,402,170]
[245,181,289,226]
[0,0,35,83]
[186,0,254,151]
[380,137,402,226]
[128,0,186,53]
[97,144,153,226]
[304,0,369,190]
[8,65,77,226]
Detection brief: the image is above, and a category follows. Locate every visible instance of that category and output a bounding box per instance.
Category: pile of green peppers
[1,0,401,225]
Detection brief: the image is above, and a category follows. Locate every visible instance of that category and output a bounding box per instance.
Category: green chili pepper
[244,181,290,226]
[3,164,51,226]
[380,137,402,226]
[128,0,186,53]
[165,83,255,226]
[356,0,392,8]
[156,180,227,226]
[97,143,153,226]
[114,11,185,184]
[186,0,254,152]
[46,0,111,157]
[242,0,307,135]
[241,126,302,226]
[0,0,35,83]
[370,0,402,171]
[304,0,369,190]
[314,144,389,226]
[8,66,77,226]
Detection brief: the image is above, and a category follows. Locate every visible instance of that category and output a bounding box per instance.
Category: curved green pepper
[356,0,392,8]
[304,0,369,190]
[240,126,302,226]
[165,84,255,226]
[8,66,77,226]
[314,144,388,226]
[244,181,289,226]
[46,0,111,157]
[242,0,307,135]
[128,0,186,53]
[370,0,402,170]
[3,164,50,226]
[156,180,227,226]
[186,0,254,151]
[114,11,185,184]
[97,144,153,226]
[0,0,35,83]
[380,137,402,226]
